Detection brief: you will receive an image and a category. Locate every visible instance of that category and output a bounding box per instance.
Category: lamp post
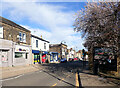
[40,49,42,64]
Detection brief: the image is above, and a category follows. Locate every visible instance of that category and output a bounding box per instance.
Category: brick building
[0,16,32,67]
[49,43,67,60]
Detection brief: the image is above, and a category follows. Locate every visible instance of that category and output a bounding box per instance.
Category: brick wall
[1,22,31,45]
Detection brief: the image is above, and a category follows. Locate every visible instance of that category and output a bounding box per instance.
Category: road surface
[2,61,118,88]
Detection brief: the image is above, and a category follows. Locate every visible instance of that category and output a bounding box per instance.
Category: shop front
[0,39,13,67]
[50,52,58,63]
[14,44,31,66]
[32,50,40,64]
[42,51,49,63]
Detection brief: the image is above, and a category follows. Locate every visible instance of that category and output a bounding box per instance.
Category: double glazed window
[19,32,26,42]
[44,43,46,49]
[36,40,38,48]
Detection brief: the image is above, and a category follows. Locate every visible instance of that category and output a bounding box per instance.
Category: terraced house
[0,16,32,67]
[31,35,50,64]
[50,43,67,60]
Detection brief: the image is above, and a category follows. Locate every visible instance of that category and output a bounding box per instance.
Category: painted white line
[1,70,43,82]
[2,74,24,81]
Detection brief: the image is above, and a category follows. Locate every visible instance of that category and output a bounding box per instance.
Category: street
[2,61,118,88]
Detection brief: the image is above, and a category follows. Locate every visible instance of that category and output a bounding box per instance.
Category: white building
[31,35,50,64]
[67,48,76,61]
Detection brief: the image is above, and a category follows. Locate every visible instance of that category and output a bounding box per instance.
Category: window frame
[36,40,38,48]
[19,32,22,42]
[44,42,46,49]
[22,33,26,43]
[19,32,26,43]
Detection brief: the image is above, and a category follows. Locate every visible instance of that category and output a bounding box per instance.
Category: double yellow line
[51,78,64,87]
[51,83,57,87]
[76,72,79,87]
[51,73,79,87]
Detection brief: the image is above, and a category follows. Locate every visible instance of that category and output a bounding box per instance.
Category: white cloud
[2,0,85,50]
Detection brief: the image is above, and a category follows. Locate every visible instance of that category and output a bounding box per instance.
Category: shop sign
[0,27,3,38]
[93,47,117,71]
[15,45,29,52]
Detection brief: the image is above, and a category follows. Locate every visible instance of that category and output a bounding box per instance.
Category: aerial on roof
[31,34,50,43]
[0,16,30,32]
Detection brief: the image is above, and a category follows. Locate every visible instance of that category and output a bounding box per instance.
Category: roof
[31,34,50,43]
[50,43,67,47]
[0,16,30,32]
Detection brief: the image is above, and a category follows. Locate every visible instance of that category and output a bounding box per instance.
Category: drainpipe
[12,42,15,67]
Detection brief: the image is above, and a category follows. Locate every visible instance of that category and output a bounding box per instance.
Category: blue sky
[1,0,87,51]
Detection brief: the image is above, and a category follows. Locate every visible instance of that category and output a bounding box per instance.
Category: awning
[42,51,49,54]
[52,52,58,54]
[32,50,40,54]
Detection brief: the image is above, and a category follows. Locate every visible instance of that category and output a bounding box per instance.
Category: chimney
[41,35,42,39]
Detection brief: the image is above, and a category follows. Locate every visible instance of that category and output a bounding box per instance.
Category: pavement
[0,61,120,88]
[0,64,41,79]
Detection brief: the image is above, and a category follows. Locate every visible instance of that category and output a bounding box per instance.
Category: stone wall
[1,22,31,45]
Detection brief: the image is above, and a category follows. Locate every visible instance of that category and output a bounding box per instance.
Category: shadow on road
[42,70,76,87]
[41,60,90,87]
[41,60,89,73]
[33,60,93,87]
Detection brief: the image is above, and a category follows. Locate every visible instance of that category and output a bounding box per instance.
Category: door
[34,54,40,64]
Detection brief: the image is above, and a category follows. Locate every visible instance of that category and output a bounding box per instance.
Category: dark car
[60,58,67,63]
[68,58,74,61]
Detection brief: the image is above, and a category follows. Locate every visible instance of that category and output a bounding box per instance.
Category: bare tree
[74,2,120,55]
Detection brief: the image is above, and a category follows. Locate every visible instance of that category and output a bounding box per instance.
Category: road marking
[76,72,79,87]
[61,78,64,81]
[51,83,57,87]
[2,74,24,81]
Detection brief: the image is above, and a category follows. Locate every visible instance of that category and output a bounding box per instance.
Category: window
[15,52,25,58]
[0,27,3,38]
[44,43,46,49]
[19,32,26,42]
[19,32,22,41]
[36,40,38,48]
[23,33,26,42]
[2,51,8,62]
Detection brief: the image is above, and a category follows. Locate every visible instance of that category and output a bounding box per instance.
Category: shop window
[44,43,46,49]
[2,51,8,62]
[15,52,25,58]
[36,40,38,48]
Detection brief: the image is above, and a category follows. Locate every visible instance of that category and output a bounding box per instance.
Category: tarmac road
[2,61,118,88]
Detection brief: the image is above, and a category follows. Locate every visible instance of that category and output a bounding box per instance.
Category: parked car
[60,58,67,63]
[68,58,74,62]
[74,58,78,61]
